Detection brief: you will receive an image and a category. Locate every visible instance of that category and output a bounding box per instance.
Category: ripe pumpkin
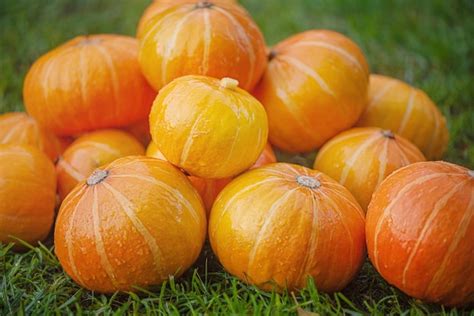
[357,74,449,160]
[54,156,206,293]
[209,163,366,292]
[366,161,474,306]
[137,0,237,37]
[56,129,145,200]
[314,127,425,210]
[23,34,156,136]
[124,118,151,146]
[0,112,61,161]
[253,30,369,153]
[149,76,268,179]
[138,1,267,91]
[0,144,56,248]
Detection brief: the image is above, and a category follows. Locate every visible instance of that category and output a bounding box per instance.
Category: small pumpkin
[138,1,267,91]
[54,156,206,293]
[366,161,474,306]
[0,144,56,248]
[56,129,145,200]
[0,112,61,161]
[209,163,366,292]
[149,76,268,179]
[314,127,425,210]
[23,34,156,136]
[357,74,449,160]
[137,0,238,37]
[253,30,369,153]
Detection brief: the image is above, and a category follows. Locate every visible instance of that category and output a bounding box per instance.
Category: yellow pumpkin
[357,74,449,159]
[149,76,268,179]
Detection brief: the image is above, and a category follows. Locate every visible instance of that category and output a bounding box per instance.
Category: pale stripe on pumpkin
[0,123,24,143]
[180,110,210,166]
[297,193,320,283]
[57,158,85,182]
[398,89,417,135]
[202,9,212,74]
[316,129,373,157]
[94,45,121,121]
[77,141,123,156]
[376,138,390,186]
[323,185,365,220]
[367,80,397,109]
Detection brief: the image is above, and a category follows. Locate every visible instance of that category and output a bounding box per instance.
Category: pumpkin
[357,74,449,160]
[0,144,56,248]
[23,34,156,136]
[253,30,369,153]
[209,163,366,292]
[0,112,61,161]
[366,161,474,306]
[124,118,151,146]
[56,129,145,200]
[149,76,268,179]
[252,142,277,169]
[314,127,425,210]
[138,1,267,91]
[137,0,237,37]
[54,156,207,293]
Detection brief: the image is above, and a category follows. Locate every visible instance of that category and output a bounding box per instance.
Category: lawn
[0,0,473,314]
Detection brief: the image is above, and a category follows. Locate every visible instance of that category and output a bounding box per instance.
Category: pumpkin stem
[195,1,214,9]
[296,175,320,189]
[381,129,395,139]
[87,169,109,186]
[220,78,239,90]
[268,49,277,61]
[469,170,474,178]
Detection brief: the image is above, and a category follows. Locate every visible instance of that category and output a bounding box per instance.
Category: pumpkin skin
[54,156,207,293]
[252,142,277,169]
[56,129,145,200]
[137,0,237,37]
[138,1,267,91]
[0,144,56,248]
[253,30,369,153]
[0,112,61,161]
[314,127,425,210]
[209,163,366,292]
[357,74,449,160]
[366,161,474,306]
[124,118,151,146]
[23,34,156,136]
[149,76,268,179]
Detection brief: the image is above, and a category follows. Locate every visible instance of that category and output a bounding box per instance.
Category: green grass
[0,0,473,314]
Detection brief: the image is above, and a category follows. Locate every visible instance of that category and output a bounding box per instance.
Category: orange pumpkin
[252,142,277,169]
[137,0,237,37]
[0,144,56,248]
[254,30,369,153]
[150,76,268,179]
[357,74,449,160]
[123,118,151,146]
[209,163,366,292]
[0,112,61,161]
[54,156,206,293]
[138,1,267,91]
[56,129,145,200]
[314,127,425,210]
[366,161,474,306]
[23,34,156,136]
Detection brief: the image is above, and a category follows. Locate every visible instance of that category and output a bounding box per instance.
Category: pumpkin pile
[0,0,472,308]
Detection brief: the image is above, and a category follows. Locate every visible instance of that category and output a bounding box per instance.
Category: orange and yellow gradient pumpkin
[56,129,144,200]
[23,34,156,136]
[0,112,61,161]
[366,161,474,306]
[54,156,207,293]
[357,74,449,160]
[209,163,366,292]
[138,1,267,91]
[314,127,425,209]
[254,30,369,152]
[149,76,268,179]
[0,144,56,248]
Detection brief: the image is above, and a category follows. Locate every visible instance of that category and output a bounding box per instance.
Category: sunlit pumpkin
[209,163,366,292]
[56,129,145,200]
[137,0,238,37]
[124,118,151,146]
[366,161,474,306]
[314,127,425,210]
[23,34,156,136]
[0,112,61,161]
[0,144,56,248]
[150,76,268,179]
[357,74,449,160]
[54,156,206,293]
[138,1,267,91]
[253,30,369,153]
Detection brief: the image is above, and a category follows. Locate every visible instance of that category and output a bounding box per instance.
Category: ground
[0,0,473,314]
